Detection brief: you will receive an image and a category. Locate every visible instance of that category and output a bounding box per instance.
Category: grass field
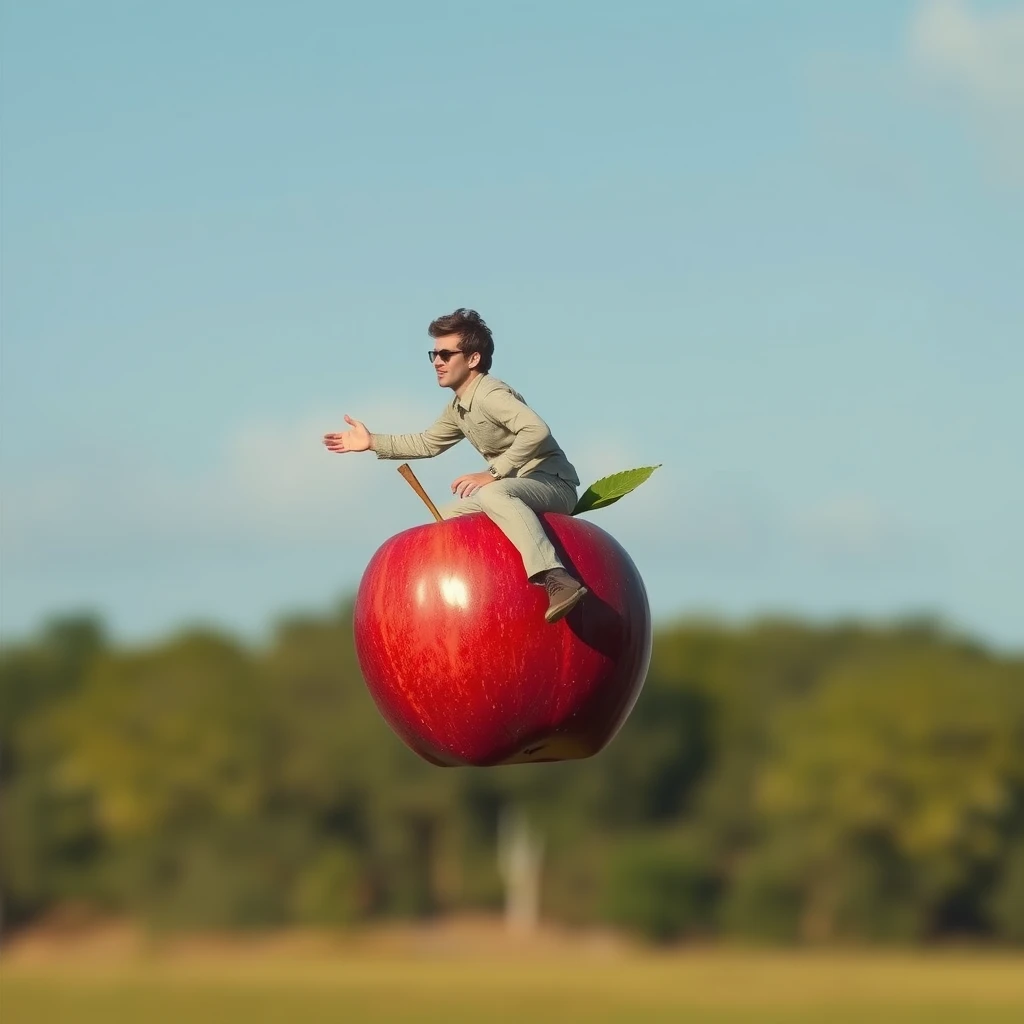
[3,922,1023,1024]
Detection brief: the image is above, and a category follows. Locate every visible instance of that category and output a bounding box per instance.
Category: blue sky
[3,0,1022,650]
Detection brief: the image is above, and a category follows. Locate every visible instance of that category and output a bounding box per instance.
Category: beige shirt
[371,374,579,484]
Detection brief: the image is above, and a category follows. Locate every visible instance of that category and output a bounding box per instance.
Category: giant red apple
[353,511,651,767]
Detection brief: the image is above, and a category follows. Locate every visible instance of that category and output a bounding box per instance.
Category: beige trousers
[440,472,578,580]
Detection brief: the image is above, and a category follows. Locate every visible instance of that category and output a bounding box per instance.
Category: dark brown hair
[428,308,494,373]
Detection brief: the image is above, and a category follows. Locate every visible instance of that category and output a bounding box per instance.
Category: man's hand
[451,471,496,499]
[323,415,371,453]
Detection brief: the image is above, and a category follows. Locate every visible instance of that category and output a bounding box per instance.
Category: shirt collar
[454,372,486,413]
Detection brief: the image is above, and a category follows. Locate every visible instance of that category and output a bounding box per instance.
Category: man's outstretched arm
[323,414,372,453]
[323,407,463,460]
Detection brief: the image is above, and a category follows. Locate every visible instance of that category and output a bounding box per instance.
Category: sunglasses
[428,348,463,363]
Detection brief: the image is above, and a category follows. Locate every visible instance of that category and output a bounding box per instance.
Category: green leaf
[571,465,661,516]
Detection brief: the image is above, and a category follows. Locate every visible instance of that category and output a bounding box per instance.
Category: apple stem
[397,463,444,522]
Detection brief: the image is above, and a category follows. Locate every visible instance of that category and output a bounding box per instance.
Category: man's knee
[476,483,513,512]
[480,478,570,516]
[440,497,481,519]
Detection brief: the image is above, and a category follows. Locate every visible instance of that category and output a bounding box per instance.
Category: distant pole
[497,804,544,934]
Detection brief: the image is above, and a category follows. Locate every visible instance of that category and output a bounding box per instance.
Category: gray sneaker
[543,568,588,623]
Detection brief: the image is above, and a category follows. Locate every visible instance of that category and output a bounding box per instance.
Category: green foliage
[601,830,719,942]
[571,465,660,515]
[754,646,1024,941]
[719,839,806,944]
[118,819,314,931]
[54,631,269,836]
[291,843,364,926]
[1,606,1022,945]
[992,842,1024,943]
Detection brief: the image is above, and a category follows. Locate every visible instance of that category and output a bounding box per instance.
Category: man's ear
[467,351,480,369]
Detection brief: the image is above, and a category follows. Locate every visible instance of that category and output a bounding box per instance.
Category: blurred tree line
[2,606,1023,945]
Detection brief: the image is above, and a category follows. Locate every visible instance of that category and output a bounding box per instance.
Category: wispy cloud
[791,495,909,561]
[909,0,1024,178]
[2,407,921,585]
[911,0,1024,107]
[2,396,441,564]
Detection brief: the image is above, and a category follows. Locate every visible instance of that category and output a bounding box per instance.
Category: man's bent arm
[372,406,464,460]
[484,389,552,478]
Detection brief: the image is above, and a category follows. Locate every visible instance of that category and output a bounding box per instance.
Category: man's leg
[440,473,573,578]
[440,473,586,622]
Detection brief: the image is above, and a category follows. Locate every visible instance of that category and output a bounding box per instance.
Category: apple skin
[353,511,651,767]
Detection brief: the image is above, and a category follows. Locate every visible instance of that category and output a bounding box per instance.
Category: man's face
[430,333,478,390]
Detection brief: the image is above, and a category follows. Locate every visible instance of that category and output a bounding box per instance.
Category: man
[322,308,587,623]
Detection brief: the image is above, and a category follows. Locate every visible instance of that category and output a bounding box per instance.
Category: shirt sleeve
[482,387,552,478]
[372,405,464,460]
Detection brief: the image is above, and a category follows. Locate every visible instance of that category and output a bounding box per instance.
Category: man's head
[428,308,494,391]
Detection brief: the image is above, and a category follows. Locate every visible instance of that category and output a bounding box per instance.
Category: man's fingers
[451,475,482,499]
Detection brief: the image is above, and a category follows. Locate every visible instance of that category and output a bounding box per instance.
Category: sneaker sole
[545,586,588,624]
